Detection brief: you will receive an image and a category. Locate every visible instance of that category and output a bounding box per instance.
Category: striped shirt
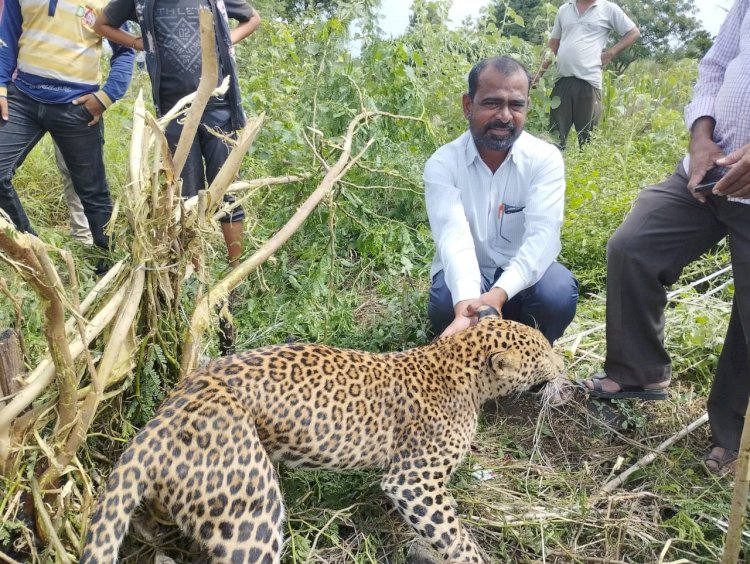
[683,0,750,201]
[424,131,565,304]
[0,0,134,105]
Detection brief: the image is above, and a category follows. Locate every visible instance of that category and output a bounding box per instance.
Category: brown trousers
[605,163,750,449]
[549,76,602,149]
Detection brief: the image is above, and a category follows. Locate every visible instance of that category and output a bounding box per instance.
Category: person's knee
[542,277,578,319]
[607,221,645,262]
[527,270,578,338]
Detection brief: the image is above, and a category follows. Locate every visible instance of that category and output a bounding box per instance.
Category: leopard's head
[466,309,564,401]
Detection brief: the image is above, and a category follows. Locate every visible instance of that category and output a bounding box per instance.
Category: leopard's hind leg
[156,377,285,563]
[81,376,285,564]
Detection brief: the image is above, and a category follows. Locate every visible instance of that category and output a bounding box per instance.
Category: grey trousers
[549,76,601,149]
[605,163,750,449]
[54,143,93,245]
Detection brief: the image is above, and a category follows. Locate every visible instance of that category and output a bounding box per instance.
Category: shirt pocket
[495,203,525,243]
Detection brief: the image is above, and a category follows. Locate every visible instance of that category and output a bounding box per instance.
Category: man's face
[463,67,529,153]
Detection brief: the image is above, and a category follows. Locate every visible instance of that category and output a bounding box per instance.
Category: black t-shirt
[104,0,255,113]
[153,0,223,111]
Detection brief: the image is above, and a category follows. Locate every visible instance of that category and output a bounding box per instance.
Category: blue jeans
[163,101,244,224]
[0,84,112,249]
[428,262,579,343]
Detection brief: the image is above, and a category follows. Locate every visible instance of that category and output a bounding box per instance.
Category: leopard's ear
[487,349,521,375]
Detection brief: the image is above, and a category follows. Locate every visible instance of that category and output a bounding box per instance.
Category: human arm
[714,144,750,198]
[231,9,260,44]
[79,36,135,121]
[446,287,508,337]
[685,117,724,202]
[72,32,134,125]
[601,26,640,66]
[683,1,744,198]
[424,152,483,338]
[93,11,142,51]
[223,0,261,44]
[0,0,22,120]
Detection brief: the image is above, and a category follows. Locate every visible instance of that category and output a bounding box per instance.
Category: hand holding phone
[693,180,717,194]
[692,167,728,195]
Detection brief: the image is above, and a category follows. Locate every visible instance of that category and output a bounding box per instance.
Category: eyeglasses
[497,203,525,242]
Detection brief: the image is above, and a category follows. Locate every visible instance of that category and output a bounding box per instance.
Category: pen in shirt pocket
[497,203,525,218]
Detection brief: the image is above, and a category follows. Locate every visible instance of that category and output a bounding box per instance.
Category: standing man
[0,0,134,258]
[94,0,260,273]
[579,0,750,476]
[425,56,578,344]
[94,0,260,355]
[535,0,640,149]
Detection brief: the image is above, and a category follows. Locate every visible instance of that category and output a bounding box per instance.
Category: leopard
[80,313,563,564]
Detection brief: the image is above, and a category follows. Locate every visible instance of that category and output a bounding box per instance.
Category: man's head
[463,56,530,154]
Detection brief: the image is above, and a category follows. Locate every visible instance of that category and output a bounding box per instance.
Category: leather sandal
[702,446,738,476]
[576,372,668,401]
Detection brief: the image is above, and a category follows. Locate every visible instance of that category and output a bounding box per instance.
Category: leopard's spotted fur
[80,316,562,563]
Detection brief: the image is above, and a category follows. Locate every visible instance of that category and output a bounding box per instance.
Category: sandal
[702,446,738,477]
[576,372,668,401]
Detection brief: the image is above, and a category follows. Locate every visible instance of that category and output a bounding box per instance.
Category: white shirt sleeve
[424,153,482,305]
[608,3,636,36]
[683,0,745,131]
[550,9,562,40]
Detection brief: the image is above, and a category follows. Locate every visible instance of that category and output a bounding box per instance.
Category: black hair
[467,56,532,100]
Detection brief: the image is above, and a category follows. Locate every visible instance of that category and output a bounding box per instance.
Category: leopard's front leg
[380,449,486,563]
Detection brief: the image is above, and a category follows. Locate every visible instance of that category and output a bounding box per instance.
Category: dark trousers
[605,163,750,450]
[163,102,244,223]
[428,262,579,344]
[0,84,112,249]
[549,76,602,149]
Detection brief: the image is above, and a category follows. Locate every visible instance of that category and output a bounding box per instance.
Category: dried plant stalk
[180,109,380,374]
[721,400,750,563]
[171,9,218,179]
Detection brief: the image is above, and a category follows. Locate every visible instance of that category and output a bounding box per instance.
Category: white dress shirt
[424,130,565,306]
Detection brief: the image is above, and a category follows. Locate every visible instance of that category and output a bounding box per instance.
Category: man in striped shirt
[580,0,750,476]
[0,0,134,259]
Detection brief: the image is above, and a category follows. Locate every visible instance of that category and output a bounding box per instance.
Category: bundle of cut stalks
[0,11,400,561]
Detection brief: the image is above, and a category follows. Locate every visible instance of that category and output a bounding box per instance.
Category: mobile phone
[693,180,717,194]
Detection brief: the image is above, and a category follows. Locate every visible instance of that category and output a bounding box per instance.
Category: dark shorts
[163,101,244,223]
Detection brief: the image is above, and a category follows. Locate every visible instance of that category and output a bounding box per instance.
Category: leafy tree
[613,0,708,69]
[407,0,448,29]
[489,0,558,46]
[285,0,338,17]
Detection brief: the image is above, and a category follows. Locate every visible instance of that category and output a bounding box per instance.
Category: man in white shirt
[425,56,578,343]
[535,0,640,148]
